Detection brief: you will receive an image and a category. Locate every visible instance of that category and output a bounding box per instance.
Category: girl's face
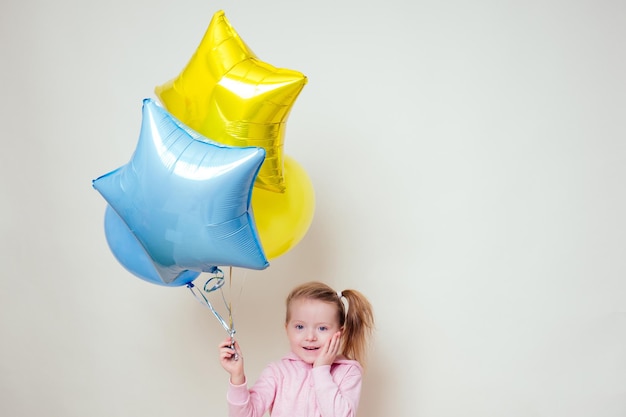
[285,298,341,364]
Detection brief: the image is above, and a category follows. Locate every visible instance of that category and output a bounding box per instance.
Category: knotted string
[187,267,235,335]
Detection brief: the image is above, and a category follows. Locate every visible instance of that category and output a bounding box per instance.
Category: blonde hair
[285,281,375,365]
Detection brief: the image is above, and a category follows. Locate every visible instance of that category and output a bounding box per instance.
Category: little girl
[218,281,375,417]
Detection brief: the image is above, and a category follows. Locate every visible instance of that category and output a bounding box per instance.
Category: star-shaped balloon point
[155,10,307,193]
[93,98,269,286]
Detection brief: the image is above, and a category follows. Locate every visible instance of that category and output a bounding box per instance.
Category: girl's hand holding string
[219,337,245,385]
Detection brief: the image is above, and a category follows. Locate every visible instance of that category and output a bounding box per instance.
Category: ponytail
[340,289,374,365]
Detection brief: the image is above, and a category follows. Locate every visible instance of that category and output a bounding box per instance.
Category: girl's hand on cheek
[314,331,341,368]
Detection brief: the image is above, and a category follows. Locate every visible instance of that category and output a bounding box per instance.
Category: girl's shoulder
[333,354,360,366]
[331,355,363,375]
[278,352,363,375]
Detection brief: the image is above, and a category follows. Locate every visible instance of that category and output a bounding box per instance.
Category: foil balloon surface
[103,204,201,286]
[155,10,307,193]
[252,155,315,260]
[93,98,268,286]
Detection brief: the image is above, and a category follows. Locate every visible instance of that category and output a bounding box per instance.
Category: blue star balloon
[93,98,269,286]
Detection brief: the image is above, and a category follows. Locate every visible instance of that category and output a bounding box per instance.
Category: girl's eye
[295,324,304,330]
[319,326,328,331]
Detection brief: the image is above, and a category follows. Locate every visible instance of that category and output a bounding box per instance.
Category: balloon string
[225,266,237,360]
[187,268,235,339]
[226,267,247,336]
[227,266,234,333]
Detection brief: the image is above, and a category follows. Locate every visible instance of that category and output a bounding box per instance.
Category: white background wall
[1,0,625,416]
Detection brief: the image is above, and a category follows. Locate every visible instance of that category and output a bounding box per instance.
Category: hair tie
[337,290,343,299]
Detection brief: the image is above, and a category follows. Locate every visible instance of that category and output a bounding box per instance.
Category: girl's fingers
[324,337,333,353]
[322,332,340,355]
[218,338,242,353]
[330,332,341,353]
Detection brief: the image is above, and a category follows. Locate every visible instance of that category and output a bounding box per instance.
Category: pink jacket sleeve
[311,364,362,417]
[227,366,277,417]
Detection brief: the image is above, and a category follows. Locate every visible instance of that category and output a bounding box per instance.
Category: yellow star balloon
[155,10,307,193]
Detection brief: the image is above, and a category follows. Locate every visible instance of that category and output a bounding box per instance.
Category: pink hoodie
[227,352,363,417]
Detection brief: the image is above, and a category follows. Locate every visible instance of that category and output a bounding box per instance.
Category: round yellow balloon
[252,156,315,260]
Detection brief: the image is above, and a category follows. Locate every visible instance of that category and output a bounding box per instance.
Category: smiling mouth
[303,347,319,351]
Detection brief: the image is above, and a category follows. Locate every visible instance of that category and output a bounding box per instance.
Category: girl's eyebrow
[289,316,333,324]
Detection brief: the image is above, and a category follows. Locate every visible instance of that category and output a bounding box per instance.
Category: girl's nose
[305,330,317,341]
